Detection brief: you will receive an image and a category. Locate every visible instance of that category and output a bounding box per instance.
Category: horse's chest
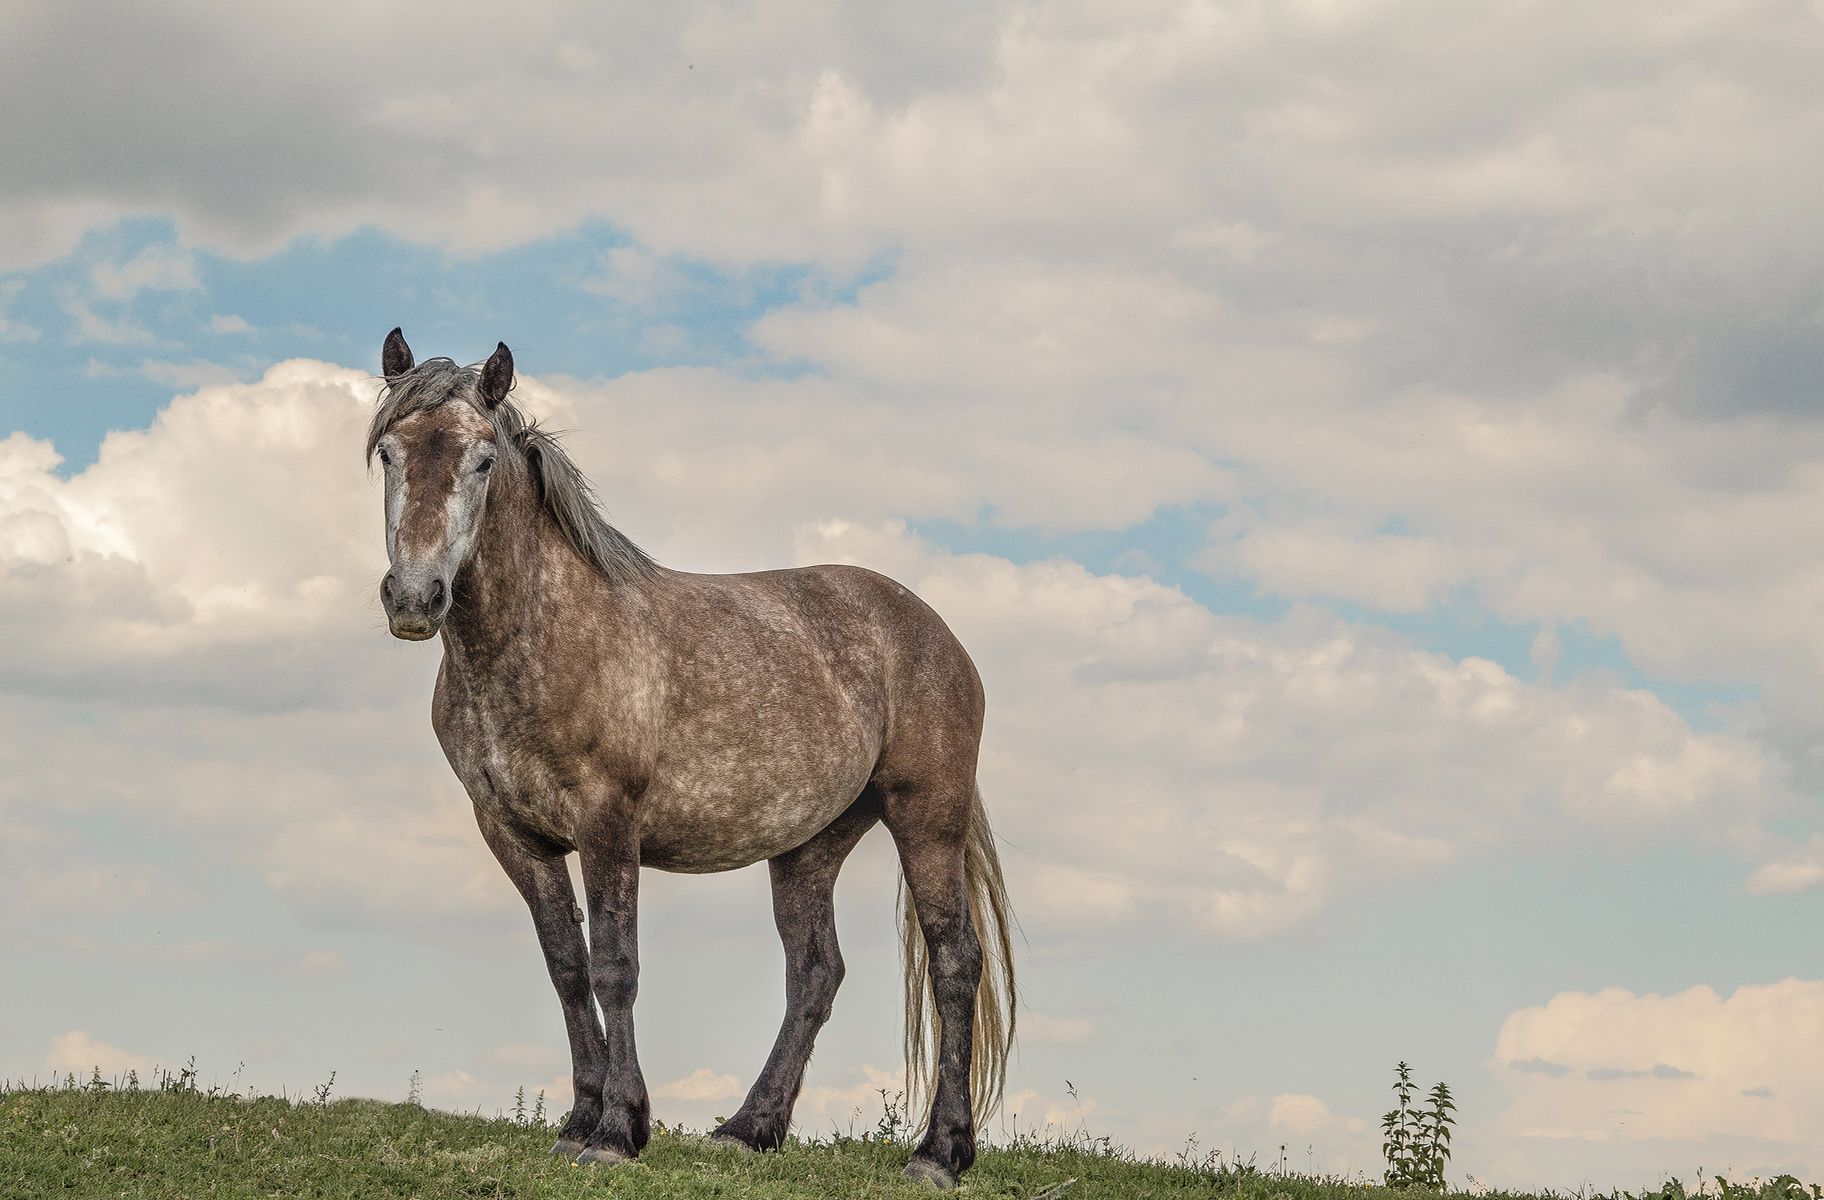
[436,693,594,850]
[480,744,585,848]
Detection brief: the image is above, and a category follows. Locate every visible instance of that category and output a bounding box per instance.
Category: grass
[1,1076,1818,1200]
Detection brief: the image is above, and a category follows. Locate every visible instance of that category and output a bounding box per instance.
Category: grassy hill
[1,1079,1813,1200]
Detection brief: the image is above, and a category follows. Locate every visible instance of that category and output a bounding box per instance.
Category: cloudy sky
[4,0,1824,1189]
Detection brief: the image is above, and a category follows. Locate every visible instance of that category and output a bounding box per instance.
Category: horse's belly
[637,739,876,873]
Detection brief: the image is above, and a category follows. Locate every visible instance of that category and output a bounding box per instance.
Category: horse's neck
[441,464,635,665]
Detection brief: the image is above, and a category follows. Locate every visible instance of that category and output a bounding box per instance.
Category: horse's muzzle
[389,614,440,641]
[382,570,448,641]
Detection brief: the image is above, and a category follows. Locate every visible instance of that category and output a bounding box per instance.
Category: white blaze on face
[436,440,495,579]
[375,410,500,626]
[380,437,408,562]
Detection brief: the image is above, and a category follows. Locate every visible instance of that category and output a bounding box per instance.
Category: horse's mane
[366,358,658,585]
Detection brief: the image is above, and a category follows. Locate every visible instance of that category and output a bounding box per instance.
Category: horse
[366,330,1016,1189]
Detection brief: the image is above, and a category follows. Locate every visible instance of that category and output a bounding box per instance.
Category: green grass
[1,1080,1817,1200]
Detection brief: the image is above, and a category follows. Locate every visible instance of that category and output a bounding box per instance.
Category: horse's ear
[480,342,515,410]
[382,327,414,379]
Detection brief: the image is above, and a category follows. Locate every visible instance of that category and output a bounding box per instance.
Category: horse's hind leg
[885,779,982,1190]
[712,791,881,1152]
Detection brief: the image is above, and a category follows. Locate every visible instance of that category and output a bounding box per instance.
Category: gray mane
[367,358,658,584]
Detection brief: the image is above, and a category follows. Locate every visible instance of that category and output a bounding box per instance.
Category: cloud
[0,851,200,923]
[0,360,1801,949]
[1174,1090,1377,1177]
[579,245,694,309]
[64,299,153,345]
[654,1067,744,1103]
[1020,1013,1093,1046]
[0,4,999,269]
[0,280,36,343]
[0,1,1805,300]
[90,243,199,300]
[1746,839,1824,894]
[419,1070,488,1107]
[47,938,230,968]
[290,950,347,979]
[801,520,1793,936]
[1585,1063,1696,1082]
[43,1031,156,1079]
[1493,980,1824,1158]
[1268,1093,1368,1141]
[1001,1083,1102,1135]
[8,9,1824,835]
[137,359,244,389]
[488,1043,563,1071]
[208,313,253,335]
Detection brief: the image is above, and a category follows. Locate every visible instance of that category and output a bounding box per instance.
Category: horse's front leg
[473,814,607,1157]
[576,796,650,1164]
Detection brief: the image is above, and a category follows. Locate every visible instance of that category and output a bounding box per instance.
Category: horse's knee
[549,958,591,1001]
[590,955,638,1009]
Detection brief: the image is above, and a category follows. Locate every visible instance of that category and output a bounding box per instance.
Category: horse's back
[711,561,982,716]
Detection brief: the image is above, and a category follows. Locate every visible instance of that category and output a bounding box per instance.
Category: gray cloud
[5,0,1820,441]
[1584,1063,1696,1081]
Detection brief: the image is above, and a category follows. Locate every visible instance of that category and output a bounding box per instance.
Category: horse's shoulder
[428,654,489,757]
[428,655,462,742]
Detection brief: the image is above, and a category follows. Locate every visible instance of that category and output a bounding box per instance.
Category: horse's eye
[377,448,392,467]
[477,456,496,474]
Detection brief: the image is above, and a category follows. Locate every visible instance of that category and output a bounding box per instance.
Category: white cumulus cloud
[1493,980,1824,1175]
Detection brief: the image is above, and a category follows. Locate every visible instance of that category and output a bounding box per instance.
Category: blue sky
[0,218,859,466]
[4,3,1824,1190]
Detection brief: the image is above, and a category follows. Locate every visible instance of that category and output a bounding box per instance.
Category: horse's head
[369,328,514,641]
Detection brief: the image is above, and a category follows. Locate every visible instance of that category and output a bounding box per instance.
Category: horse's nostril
[427,578,447,611]
[381,573,397,606]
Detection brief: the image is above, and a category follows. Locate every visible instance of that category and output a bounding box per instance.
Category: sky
[3,0,1824,1190]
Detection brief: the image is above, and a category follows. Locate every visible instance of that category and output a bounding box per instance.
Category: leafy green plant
[1662,1175,1822,1200]
[1381,1061,1454,1189]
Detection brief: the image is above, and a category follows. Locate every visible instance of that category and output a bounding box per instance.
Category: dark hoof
[903,1158,958,1190]
[550,1138,585,1160]
[576,1145,630,1166]
[710,1134,757,1154]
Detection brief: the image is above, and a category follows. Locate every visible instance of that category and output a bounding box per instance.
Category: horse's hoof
[903,1158,958,1190]
[575,1145,630,1166]
[550,1138,585,1160]
[710,1134,757,1154]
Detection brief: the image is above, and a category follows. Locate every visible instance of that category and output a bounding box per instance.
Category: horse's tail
[900,782,1018,1126]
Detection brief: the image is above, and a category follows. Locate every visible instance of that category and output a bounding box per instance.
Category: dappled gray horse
[367,331,1015,1188]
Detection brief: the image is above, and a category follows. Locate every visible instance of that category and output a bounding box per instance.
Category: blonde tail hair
[900,783,1017,1125]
